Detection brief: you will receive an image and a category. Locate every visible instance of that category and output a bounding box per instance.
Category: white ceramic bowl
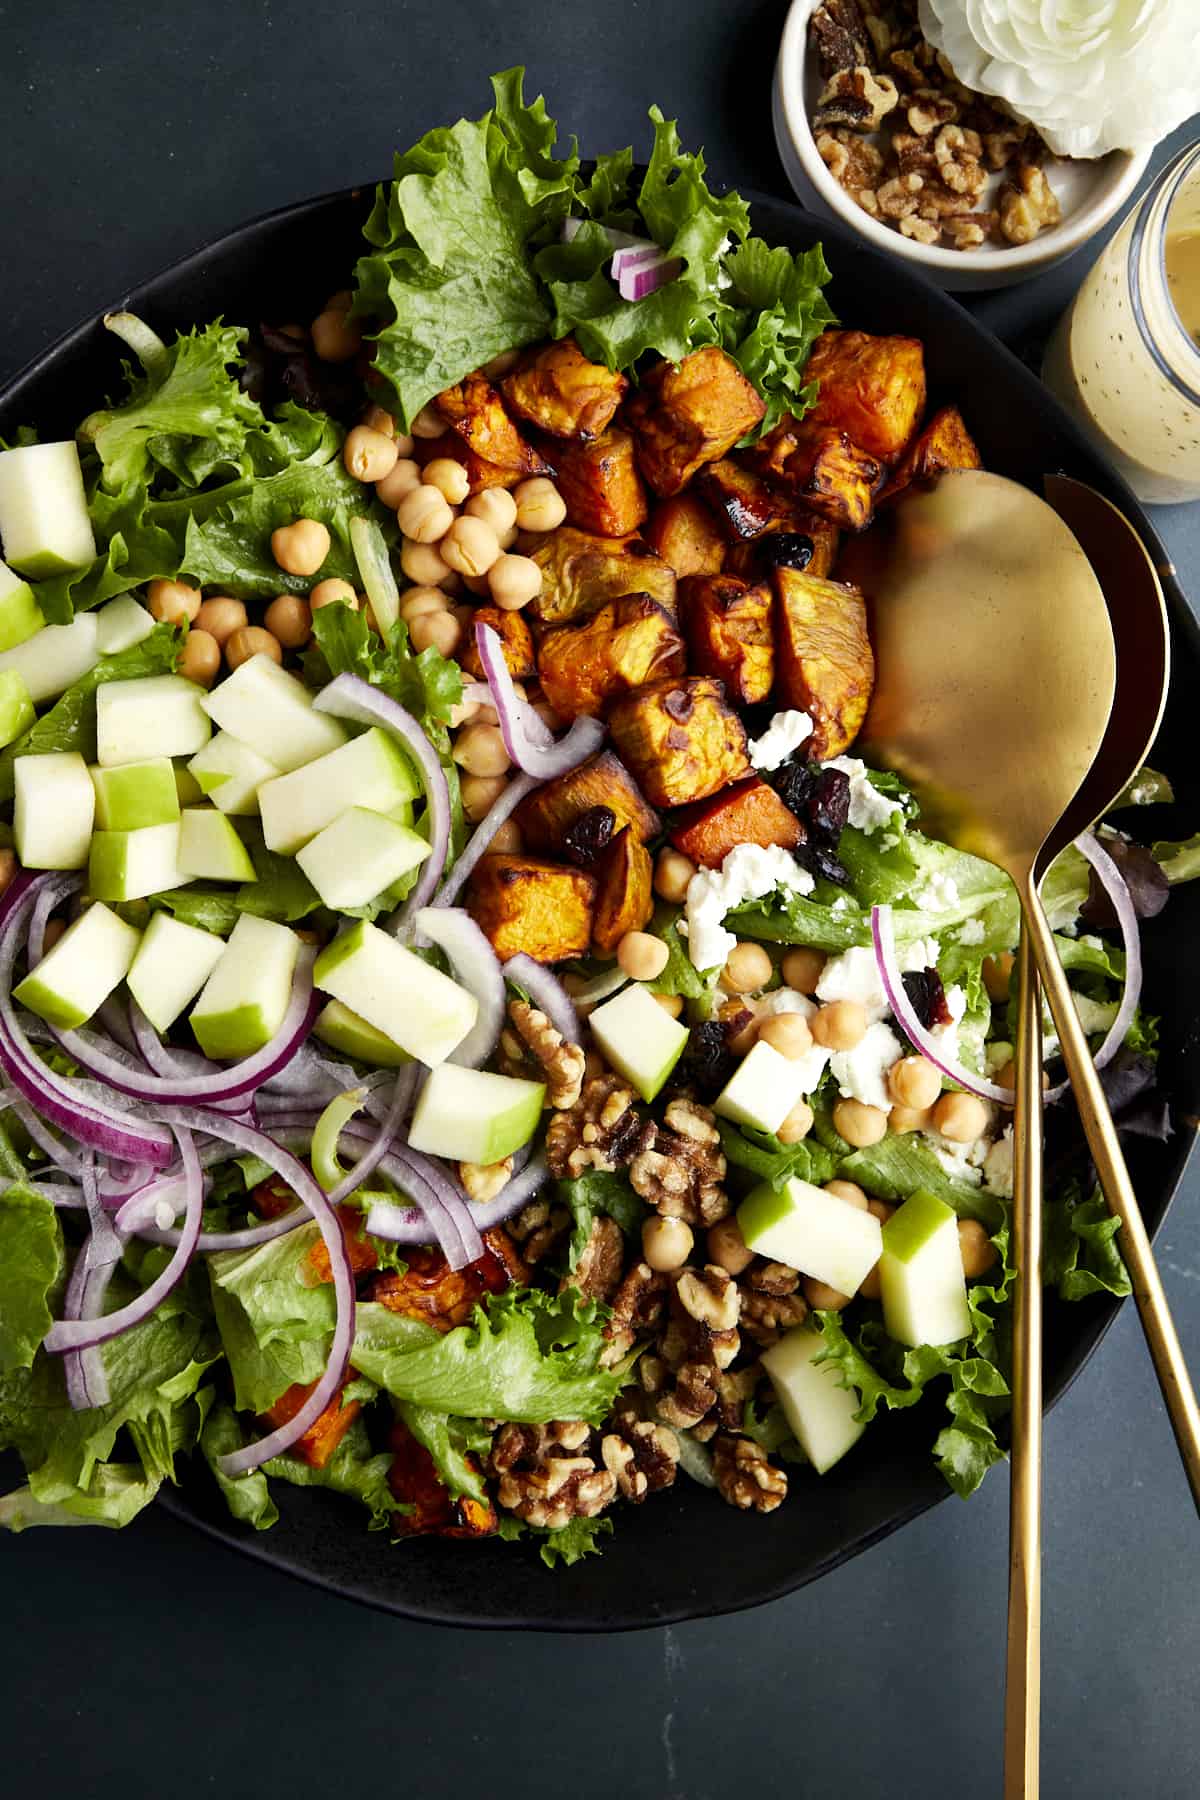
[773,0,1152,292]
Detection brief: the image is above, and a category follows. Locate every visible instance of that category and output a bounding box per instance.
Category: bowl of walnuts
[773,0,1151,291]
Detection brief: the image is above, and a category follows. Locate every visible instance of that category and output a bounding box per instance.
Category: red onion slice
[501,953,582,1045]
[872,904,1013,1104]
[429,770,541,912]
[364,1196,443,1245]
[415,907,506,1068]
[1044,832,1143,1103]
[328,1065,418,1206]
[616,251,682,301]
[475,623,604,779]
[313,674,451,937]
[62,1153,119,1409]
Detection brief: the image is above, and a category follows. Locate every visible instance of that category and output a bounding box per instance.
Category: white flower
[919,0,1200,158]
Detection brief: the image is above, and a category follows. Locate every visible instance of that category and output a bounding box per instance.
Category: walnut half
[712,1434,788,1514]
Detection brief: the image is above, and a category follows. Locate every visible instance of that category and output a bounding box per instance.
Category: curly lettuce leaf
[263,1415,395,1530]
[497,1509,614,1568]
[829,1129,1004,1229]
[0,1183,63,1374]
[394,1400,490,1503]
[557,1170,646,1271]
[719,1120,836,1194]
[0,1462,163,1530]
[719,239,837,438]
[208,1224,334,1415]
[1151,833,1200,885]
[305,598,462,728]
[1043,1185,1132,1301]
[199,1402,279,1531]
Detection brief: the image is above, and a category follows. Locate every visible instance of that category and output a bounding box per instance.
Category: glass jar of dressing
[1043,141,1200,504]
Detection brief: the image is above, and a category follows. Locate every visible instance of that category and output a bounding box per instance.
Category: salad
[1,71,1198,1569]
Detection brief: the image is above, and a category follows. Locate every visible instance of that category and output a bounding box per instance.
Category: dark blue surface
[1,5,1198,1794]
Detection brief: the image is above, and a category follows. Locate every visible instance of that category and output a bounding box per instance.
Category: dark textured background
[1,4,1199,1795]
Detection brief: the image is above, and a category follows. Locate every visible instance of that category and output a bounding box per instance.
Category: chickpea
[466,487,518,536]
[376,458,423,508]
[400,585,449,625]
[453,723,511,778]
[717,997,760,1055]
[931,1091,990,1143]
[310,308,361,363]
[888,1104,933,1135]
[642,1215,694,1273]
[195,596,247,645]
[400,538,454,587]
[41,918,67,953]
[757,1012,813,1060]
[867,1199,894,1224]
[617,930,669,982]
[146,579,201,624]
[777,1099,815,1145]
[812,999,867,1051]
[994,1059,1050,1094]
[780,947,826,994]
[653,992,685,1019]
[484,819,523,855]
[482,347,521,380]
[461,773,508,822]
[309,578,358,612]
[362,404,397,439]
[833,1098,888,1148]
[271,518,330,578]
[958,1217,1000,1280]
[487,552,542,611]
[440,515,501,579]
[530,696,563,732]
[343,424,399,484]
[325,289,353,313]
[803,1275,852,1311]
[654,848,696,904]
[447,697,481,730]
[263,594,312,649]
[720,940,773,995]
[825,1181,869,1210]
[0,847,15,900]
[514,476,566,533]
[707,1216,754,1277]
[409,610,461,657]
[982,952,1015,1003]
[226,626,283,670]
[177,628,220,687]
[422,458,471,505]
[396,485,455,545]
[410,402,446,438]
[888,1054,942,1111]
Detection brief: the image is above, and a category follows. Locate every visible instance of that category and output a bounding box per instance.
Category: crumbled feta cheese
[683,843,814,971]
[830,1021,904,1111]
[831,895,853,916]
[816,936,939,1023]
[926,1134,985,1187]
[929,982,969,1063]
[913,871,961,913]
[748,709,813,771]
[825,756,905,834]
[155,1199,178,1230]
[955,917,986,946]
[985,1041,1013,1074]
[1073,992,1119,1035]
[983,1127,1014,1199]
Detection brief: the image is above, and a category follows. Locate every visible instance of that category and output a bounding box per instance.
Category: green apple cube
[313,998,411,1068]
[14,751,95,870]
[14,902,140,1030]
[879,1190,971,1349]
[187,731,279,816]
[738,1176,883,1299]
[201,656,346,773]
[0,669,35,749]
[89,757,179,830]
[0,612,99,704]
[95,594,155,655]
[713,1039,812,1135]
[408,1064,546,1165]
[89,822,188,903]
[295,807,430,910]
[761,1326,866,1475]
[127,910,227,1033]
[173,762,205,807]
[0,558,45,651]
[258,727,421,855]
[0,441,96,578]
[177,809,257,883]
[313,920,477,1066]
[190,914,300,1060]
[96,674,213,766]
[588,982,689,1102]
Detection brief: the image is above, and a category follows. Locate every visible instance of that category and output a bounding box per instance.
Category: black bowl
[3,184,1198,1632]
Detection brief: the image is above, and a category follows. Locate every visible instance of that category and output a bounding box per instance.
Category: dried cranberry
[771,757,820,819]
[238,322,362,423]
[668,1018,737,1102]
[562,805,616,867]
[808,766,851,842]
[901,967,953,1029]
[792,842,851,888]
[1080,839,1169,926]
[759,533,815,572]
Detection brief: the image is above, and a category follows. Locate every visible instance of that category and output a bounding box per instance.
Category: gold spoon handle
[1023,885,1200,1513]
[1004,926,1043,1800]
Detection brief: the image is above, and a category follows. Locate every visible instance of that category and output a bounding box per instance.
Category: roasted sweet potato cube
[536,593,686,720]
[263,1378,361,1470]
[414,430,526,495]
[467,854,596,962]
[366,1235,521,1332]
[722,509,841,583]
[303,1202,381,1286]
[502,337,627,440]
[552,427,648,537]
[773,567,874,759]
[458,604,536,681]
[627,346,767,497]
[792,508,842,579]
[670,775,804,869]
[679,573,774,707]
[803,329,926,463]
[607,676,750,808]
[528,526,677,626]
[696,458,793,540]
[754,421,883,531]
[643,493,727,577]
[388,1418,497,1540]
[435,373,552,477]
[878,404,982,503]
[515,749,660,851]
[591,826,655,954]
